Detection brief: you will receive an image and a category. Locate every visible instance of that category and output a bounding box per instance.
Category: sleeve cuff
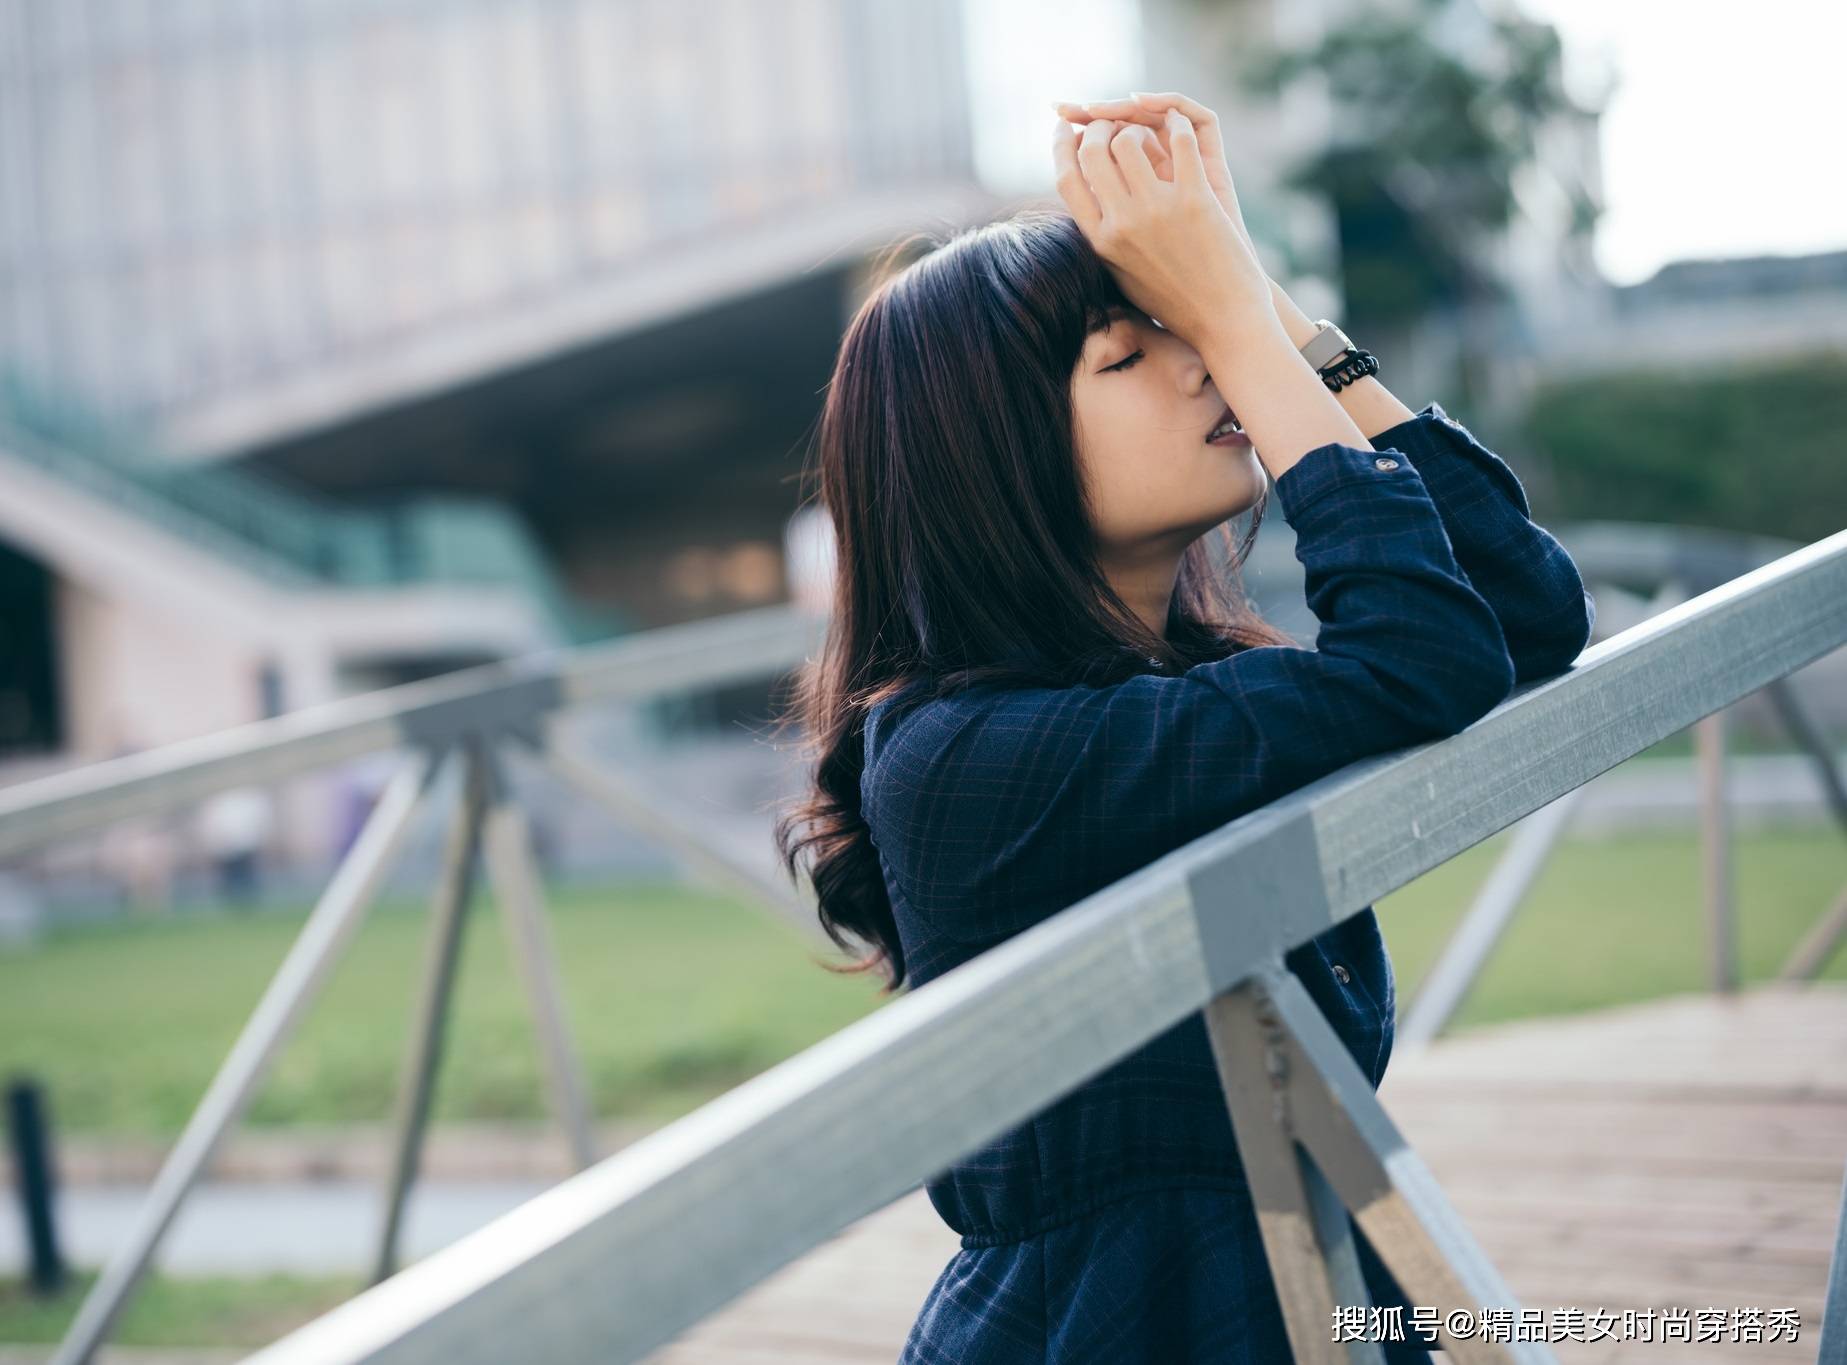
[1273,438,1427,522]
[1368,402,1531,515]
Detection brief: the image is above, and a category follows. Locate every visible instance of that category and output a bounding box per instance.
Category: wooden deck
[645,983,1847,1364]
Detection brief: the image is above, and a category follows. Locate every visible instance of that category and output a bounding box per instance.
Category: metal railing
[0,600,824,1364]
[2,530,1844,1363]
[1400,522,1847,1046]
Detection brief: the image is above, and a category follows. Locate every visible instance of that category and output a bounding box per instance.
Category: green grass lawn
[0,1269,359,1347]
[0,827,1842,1140]
[1378,824,1847,1026]
[0,880,885,1137]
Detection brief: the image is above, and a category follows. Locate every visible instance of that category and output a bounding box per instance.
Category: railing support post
[1204,981,1385,1365]
[51,749,442,1365]
[371,739,490,1285]
[1695,707,1738,993]
[1398,787,1583,1049]
[1764,675,1847,830]
[1208,965,1557,1365]
[524,738,816,936]
[1820,1156,1847,1365]
[480,745,598,1171]
[1782,882,1847,984]
[1767,675,1847,983]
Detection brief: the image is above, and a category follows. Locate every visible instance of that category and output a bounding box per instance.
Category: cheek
[1084,442,1193,544]
[1075,386,1259,543]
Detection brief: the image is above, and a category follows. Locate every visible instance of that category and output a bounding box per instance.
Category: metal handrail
[0,600,823,860]
[9,529,1843,1363]
[206,529,1843,1364]
[1398,526,1847,1045]
[2,599,828,1365]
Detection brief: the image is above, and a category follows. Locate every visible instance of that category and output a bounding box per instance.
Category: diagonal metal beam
[371,741,491,1285]
[479,746,597,1172]
[1764,675,1847,832]
[51,750,442,1365]
[0,603,822,859]
[1781,881,1847,984]
[1766,673,1847,984]
[1204,981,1385,1365]
[1255,967,1553,1365]
[1397,787,1583,1049]
[522,737,820,940]
[1821,1159,1847,1365]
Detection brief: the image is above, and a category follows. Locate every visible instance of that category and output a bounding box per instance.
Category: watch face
[1305,323,1355,371]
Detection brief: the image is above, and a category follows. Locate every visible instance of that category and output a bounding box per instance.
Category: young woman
[774,90,1593,1364]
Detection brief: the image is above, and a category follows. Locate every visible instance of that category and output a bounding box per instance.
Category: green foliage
[1516,354,1847,543]
[1236,0,1599,329]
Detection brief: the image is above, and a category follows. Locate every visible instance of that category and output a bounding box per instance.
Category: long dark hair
[772,207,1295,991]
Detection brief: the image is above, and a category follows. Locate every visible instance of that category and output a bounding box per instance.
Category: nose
[1181,347,1211,397]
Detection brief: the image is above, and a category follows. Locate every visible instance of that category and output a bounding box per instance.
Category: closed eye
[1103,349,1145,373]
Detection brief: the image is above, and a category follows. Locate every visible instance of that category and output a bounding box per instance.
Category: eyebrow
[1086,304,1136,338]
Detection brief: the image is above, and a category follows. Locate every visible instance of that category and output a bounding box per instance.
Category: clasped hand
[1051,92,1280,346]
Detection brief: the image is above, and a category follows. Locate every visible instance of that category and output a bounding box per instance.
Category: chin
[1215,447,1265,517]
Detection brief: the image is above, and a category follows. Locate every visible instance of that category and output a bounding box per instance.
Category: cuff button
[1332,963,1352,984]
[1373,457,1400,471]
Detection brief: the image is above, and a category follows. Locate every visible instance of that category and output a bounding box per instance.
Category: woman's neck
[1102,549,1182,641]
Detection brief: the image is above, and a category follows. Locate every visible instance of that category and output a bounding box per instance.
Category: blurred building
[1530,246,1847,379]
[0,0,994,790]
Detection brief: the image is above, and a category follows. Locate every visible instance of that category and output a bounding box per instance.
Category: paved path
[0,1178,554,1277]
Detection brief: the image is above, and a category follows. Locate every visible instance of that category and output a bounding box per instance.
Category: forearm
[1195,316,1372,480]
[1265,280,1416,442]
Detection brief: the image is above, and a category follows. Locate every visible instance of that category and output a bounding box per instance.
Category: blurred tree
[1233,0,1605,403]
[1517,355,1847,543]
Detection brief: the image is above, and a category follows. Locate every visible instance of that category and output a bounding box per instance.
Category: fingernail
[1129,90,1149,99]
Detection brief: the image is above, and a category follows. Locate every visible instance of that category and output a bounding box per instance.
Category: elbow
[1435,644,1518,734]
[1419,592,1521,735]
[1366,634,1516,740]
[1511,588,1597,683]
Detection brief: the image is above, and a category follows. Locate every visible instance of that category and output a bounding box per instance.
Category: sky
[963,0,1847,287]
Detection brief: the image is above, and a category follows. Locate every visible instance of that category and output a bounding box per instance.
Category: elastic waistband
[954,1172,1257,1249]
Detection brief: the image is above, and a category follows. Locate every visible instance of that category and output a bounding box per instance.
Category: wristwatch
[1299,318,1380,392]
[1299,318,1357,372]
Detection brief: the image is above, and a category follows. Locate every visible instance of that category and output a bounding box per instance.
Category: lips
[1204,404,1244,444]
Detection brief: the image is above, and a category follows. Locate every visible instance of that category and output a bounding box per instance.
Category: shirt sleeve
[863,438,1519,948]
[1367,402,1595,682]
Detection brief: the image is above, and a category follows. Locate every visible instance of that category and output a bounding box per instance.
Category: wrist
[1196,309,1293,359]
[1265,279,1320,349]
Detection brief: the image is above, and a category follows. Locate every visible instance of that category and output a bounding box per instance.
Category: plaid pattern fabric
[862,403,1593,1363]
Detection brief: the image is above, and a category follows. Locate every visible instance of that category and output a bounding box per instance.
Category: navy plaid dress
[859,404,1595,1364]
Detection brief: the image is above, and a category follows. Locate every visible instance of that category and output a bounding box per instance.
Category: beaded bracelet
[1317,348,1380,393]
